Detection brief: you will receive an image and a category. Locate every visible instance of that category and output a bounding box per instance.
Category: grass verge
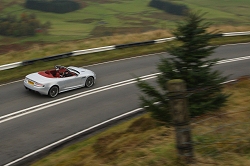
[31,78,250,166]
[0,32,250,84]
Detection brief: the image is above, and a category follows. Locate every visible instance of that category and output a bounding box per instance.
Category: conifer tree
[137,11,228,123]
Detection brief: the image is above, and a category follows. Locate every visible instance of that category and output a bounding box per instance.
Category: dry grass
[208,25,250,33]
[191,78,250,165]
[32,78,250,166]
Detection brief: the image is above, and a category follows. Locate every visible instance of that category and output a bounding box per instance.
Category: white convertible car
[24,65,96,97]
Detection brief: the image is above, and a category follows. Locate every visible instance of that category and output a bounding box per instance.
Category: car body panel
[24,66,96,97]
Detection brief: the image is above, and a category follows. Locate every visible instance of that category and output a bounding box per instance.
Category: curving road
[1,43,250,166]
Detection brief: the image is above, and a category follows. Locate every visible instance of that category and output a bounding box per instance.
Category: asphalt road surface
[0,43,250,166]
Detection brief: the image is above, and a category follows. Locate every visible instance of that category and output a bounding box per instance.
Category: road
[0,43,250,166]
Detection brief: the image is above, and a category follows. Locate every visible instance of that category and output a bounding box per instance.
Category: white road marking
[0,79,23,87]
[3,107,144,166]
[217,55,250,64]
[221,42,250,47]
[0,73,159,124]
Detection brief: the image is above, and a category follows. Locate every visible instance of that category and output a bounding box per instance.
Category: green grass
[0,0,164,42]
[31,79,250,166]
[175,0,250,19]
[0,0,250,43]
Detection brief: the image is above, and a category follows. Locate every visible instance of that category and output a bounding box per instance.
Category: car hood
[26,72,54,83]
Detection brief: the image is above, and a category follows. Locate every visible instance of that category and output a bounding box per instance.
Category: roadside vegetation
[25,0,82,14]
[0,12,50,37]
[149,0,188,15]
[32,78,250,166]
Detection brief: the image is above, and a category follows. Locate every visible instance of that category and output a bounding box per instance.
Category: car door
[58,75,82,91]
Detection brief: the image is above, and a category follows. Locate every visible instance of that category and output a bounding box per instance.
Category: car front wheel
[48,86,59,98]
[85,76,94,88]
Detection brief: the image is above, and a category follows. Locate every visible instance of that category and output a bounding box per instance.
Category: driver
[63,70,72,77]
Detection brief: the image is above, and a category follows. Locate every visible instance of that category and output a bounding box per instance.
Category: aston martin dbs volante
[24,65,96,97]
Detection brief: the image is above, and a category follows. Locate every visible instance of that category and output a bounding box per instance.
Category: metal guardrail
[0,62,22,70]
[0,31,249,71]
[72,45,115,56]
[223,31,250,37]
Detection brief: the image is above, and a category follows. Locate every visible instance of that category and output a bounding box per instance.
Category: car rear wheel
[85,76,94,88]
[48,86,59,98]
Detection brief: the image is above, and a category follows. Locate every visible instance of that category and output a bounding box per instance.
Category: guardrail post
[167,79,194,164]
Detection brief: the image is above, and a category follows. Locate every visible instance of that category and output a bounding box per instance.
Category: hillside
[0,0,250,44]
[32,78,250,166]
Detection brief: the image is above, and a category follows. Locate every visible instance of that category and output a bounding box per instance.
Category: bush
[149,0,188,15]
[0,13,50,37]
[25,0,81,14]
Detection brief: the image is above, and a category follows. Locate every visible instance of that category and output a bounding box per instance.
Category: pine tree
[137,11,228,123]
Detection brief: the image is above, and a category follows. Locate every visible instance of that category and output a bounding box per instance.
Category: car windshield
[67,67,80,75]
